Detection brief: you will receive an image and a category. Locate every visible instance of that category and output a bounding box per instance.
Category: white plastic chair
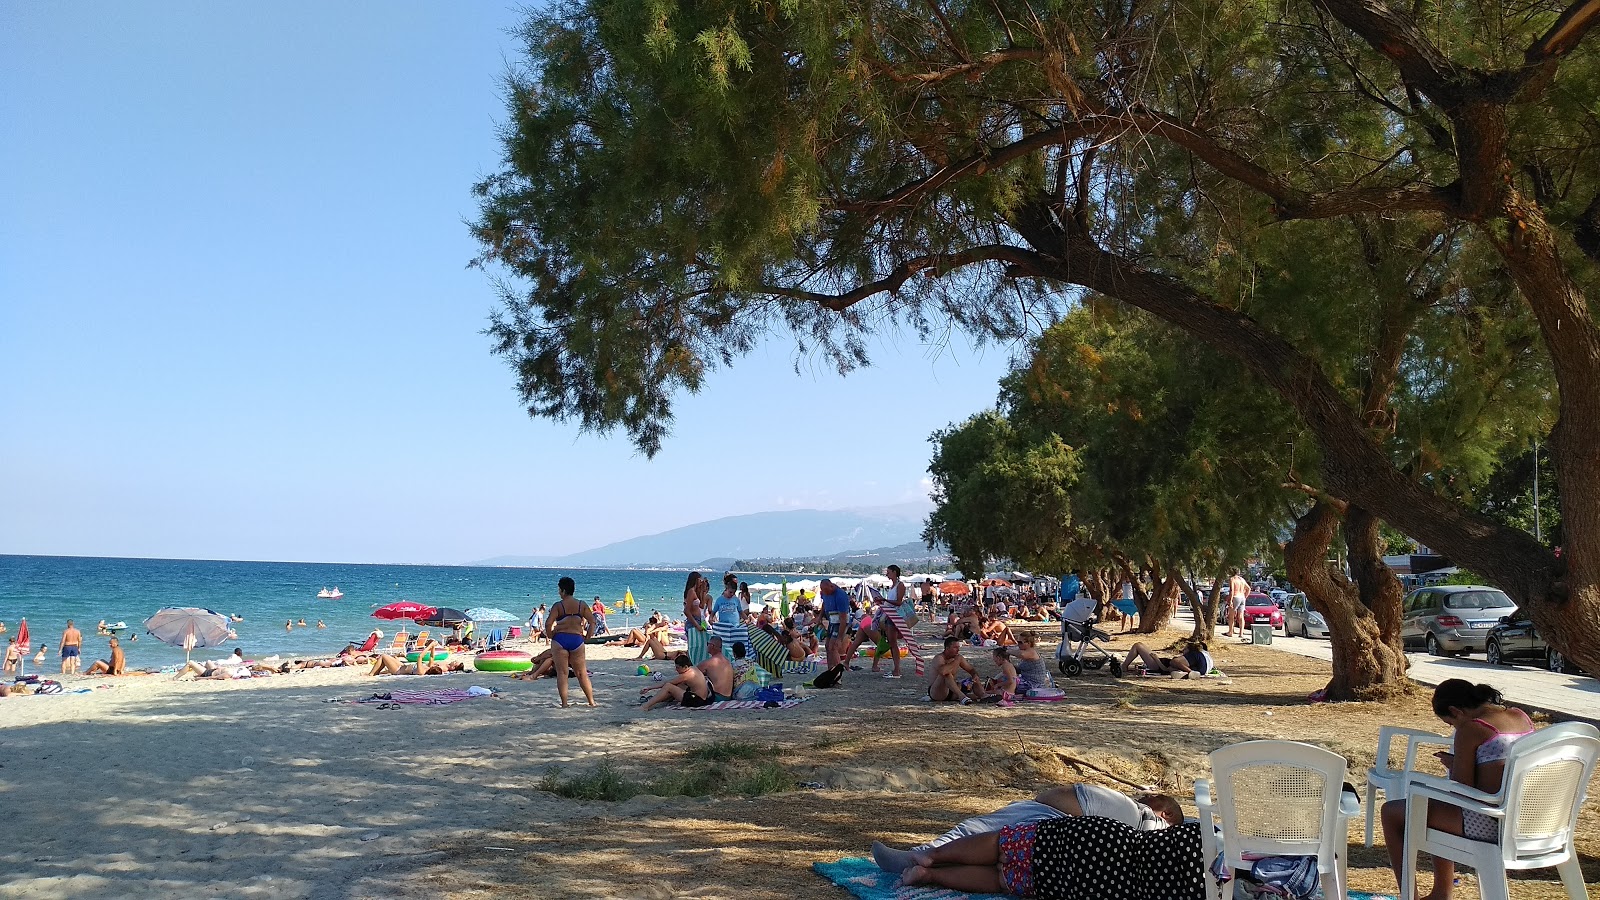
[1401,721,1600,900]
[1196,740,1359,900]
[1364,725,1452,846]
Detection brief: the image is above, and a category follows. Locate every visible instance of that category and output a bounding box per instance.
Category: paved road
[1259,629,1600,721]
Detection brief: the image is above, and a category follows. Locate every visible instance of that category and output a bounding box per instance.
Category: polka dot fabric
[1030,817,1205,900]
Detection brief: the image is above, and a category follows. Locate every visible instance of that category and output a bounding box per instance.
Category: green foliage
[539,748,793,801]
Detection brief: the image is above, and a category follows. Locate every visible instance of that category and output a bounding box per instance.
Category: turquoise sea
[0,555,701,669]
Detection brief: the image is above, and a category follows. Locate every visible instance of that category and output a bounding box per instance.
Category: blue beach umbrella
[464,607,518,623]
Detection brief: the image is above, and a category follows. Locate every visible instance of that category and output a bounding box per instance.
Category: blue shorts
[61,646,80,658]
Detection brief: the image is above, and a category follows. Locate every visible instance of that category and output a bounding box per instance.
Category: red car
[1243,593,1284,629]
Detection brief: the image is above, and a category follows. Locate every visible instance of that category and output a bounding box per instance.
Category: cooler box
[1251,623,1273,645]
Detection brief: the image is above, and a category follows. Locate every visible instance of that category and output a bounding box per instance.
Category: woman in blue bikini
[544,576,597,708]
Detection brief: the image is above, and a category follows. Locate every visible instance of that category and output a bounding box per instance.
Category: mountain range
[470,502,933,568]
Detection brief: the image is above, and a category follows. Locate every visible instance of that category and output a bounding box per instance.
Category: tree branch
[831,125,1100,218]
[1527,0,1600,61]
[875,48,1046,84]
[756,245,1046,311]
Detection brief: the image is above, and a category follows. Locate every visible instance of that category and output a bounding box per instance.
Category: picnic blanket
[814,857,1397,900]
[813,857,1008,900]
[682,696,812,711]
[357,687,494,705]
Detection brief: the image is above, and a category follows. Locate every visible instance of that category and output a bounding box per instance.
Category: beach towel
[812,857,1009,900]
[710,621,749,659]
[682,696,812,711]
[876,606,927,677]
[686,625,710,665]
[747,625,819,679]
[357,687,494,705]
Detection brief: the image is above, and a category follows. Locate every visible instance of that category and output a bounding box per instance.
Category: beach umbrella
[372,601,436,622]
[980,578,1012,588]
[15,618,29,677]
[464,607,518,623]
[143,607,232,663]
[420,607,469,627]
[938,580,971,596]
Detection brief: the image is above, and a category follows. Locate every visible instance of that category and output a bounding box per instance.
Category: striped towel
[877,606,927,677]
[358,688,489,705]
[747,625,820,679]
[710,621,749,658]
[686,625,710,665]
[683,696,812,711]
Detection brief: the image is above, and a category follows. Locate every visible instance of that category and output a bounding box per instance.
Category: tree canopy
[474,0,1600,671]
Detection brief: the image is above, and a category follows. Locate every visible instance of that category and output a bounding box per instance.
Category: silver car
[1282,593,1329,639]
[1400,585,1517,657]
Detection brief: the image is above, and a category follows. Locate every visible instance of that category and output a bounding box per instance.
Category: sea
[0,555,702,669]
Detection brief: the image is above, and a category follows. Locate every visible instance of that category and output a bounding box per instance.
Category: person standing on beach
[544,576,597,708]
[1226,569,1251,638]
[58,620,82,675]
[818,578,852,670]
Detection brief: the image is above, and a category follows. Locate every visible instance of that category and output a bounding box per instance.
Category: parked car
[1486,613,1588,674]
[1243,593,1284,630]
[1400,585,1517,657]
[1282,593,1328,639]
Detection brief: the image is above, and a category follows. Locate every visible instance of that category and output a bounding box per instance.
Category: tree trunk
[1177,569,1213,643]
[1285,501,1409,701]
[1137,559,1180,633]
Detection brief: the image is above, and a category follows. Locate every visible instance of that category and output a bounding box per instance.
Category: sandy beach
[3,625,1597,900]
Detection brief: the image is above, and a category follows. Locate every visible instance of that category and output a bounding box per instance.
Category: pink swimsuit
[1462,711,1535,841]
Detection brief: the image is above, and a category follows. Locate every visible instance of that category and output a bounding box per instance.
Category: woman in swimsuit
[544,576,597,708]
[682,571,707,630]
[1381,678,1537,900]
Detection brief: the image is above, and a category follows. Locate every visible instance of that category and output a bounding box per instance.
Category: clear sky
[0,1,1021,565]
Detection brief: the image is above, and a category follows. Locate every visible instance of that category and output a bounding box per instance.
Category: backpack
[811,663,845,689]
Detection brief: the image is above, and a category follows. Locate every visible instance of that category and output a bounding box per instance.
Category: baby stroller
[1056,616,1123,677]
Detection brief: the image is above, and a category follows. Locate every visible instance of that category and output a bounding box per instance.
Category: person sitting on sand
[927,637,982,703]
[631,615,672,661]
[978,614,1016,647]
[640,652,711,710]
[982,647,1019,706]
[697,636,735,700]
[85,637,126,676]
[1011,632,1053,694]
[871,783,1184,874]
[176,648,248,680]
[1120,641,1211,679]
[889,806,1205,897]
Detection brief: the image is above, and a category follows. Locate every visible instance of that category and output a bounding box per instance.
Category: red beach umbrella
[15,618,30,677]
[372,601,436,622]
[937,581,971,596]
[980,578,1012,588]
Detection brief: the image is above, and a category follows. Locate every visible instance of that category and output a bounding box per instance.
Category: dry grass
[405,626,1600,900]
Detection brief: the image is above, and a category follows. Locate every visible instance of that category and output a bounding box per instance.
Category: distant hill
[470,503,932,568]
[730,540,953,575]
[470,554,563,568]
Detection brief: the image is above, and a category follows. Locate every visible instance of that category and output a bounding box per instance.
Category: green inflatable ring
[474,651,534,672]
[404,650,451,663]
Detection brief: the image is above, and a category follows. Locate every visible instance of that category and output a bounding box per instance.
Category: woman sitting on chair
[1380,679,1536,900]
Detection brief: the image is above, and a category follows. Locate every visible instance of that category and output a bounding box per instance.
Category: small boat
[316,587,345,600]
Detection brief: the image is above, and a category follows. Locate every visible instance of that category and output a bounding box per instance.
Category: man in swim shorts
[86,637,126,676]
[640,653,712,710]
[59,620,83,675]
[818,578,852,669]
[698,636,735,700]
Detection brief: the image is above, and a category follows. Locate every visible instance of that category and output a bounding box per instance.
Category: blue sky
[0,1,1020,564]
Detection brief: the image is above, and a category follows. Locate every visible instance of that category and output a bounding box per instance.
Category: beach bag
[898,598,918,629]
[811,663,845,689]
[34,679,63,695]
[756,684,785,703]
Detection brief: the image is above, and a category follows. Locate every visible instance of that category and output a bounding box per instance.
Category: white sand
[0,637,947,898]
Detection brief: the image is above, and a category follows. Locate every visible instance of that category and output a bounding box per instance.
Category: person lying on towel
[873,785,1200,899]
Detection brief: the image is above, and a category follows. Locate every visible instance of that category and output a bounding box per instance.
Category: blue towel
[812,857,1009,900]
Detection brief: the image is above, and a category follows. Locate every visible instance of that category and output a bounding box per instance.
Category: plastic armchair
[1365,725,1452,846]
[1401,721,1599,900]
[1195,740,1360,900]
